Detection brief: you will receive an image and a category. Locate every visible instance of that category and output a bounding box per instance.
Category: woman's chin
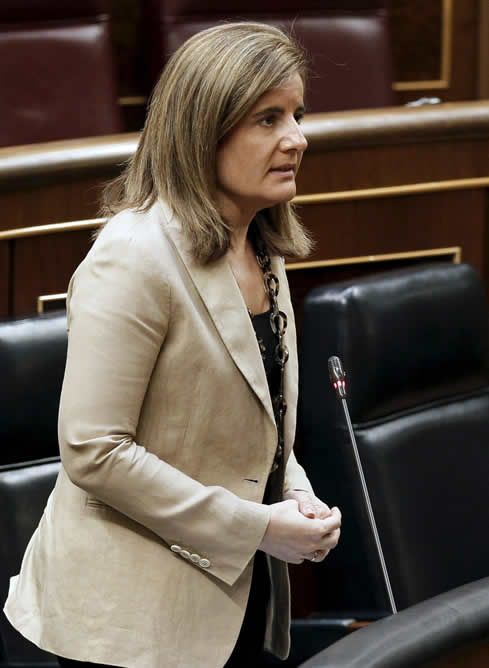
[265,185,297,207]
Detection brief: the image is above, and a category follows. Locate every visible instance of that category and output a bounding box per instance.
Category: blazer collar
[155,201,291,429]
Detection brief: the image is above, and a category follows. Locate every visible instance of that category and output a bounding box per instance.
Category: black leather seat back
[300,576,489,668]
[0,457,60,663]
[0,312,67,465]
[300,263,489,612]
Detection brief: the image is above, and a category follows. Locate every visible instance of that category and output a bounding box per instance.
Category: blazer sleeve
[284,449,314,494]
[58,227,271,588]
[277,254,314,496]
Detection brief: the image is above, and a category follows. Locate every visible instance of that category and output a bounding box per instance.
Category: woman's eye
[260,115,275,127]
[295,113,305,124]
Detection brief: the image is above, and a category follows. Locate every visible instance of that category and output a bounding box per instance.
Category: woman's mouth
[269,164,295,176]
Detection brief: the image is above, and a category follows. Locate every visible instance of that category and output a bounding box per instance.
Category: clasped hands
[259,489,341,565]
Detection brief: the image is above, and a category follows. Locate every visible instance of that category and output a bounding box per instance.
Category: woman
[4,22,341,668]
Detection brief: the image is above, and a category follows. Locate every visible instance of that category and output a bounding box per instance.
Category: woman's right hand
[258,499,341,564]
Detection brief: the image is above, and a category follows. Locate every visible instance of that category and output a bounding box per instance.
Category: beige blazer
[4,200,313,668]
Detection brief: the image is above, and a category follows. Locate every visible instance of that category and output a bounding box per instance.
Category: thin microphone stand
[328,356,397,615]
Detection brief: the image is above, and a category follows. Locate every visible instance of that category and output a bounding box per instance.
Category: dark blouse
[250,308,280,402]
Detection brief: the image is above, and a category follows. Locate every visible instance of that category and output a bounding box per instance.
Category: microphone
[328,355,346,398]
[328,356,397,615]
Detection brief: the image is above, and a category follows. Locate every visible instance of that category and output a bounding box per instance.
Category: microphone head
[328,355,347,398]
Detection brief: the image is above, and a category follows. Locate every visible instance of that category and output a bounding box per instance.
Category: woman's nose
[281,121,308,153]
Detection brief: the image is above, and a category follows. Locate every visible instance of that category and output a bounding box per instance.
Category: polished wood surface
[302,101,489,152]
[2,101,489,326]
[0,133,137,235]
[0,133,138,184]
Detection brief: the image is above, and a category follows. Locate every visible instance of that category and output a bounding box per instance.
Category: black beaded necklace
[252,246,289,473]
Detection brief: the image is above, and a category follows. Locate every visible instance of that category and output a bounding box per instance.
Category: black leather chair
[0,311,66,664]
[299,263,489,615]
[0,457,60,666]
[299,576,489,667]
[0,312,67,466]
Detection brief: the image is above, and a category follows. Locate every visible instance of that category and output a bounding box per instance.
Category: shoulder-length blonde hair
[101,22,313,263]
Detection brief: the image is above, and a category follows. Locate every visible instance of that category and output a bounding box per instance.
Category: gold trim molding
[294,176,489,205]
[38,248,460,312]
[286,247,461,271]
[0,218,104,241]
[393,0,452,92]
[1,175,489,241]
[37,293,68,314]
[118,96,148,106]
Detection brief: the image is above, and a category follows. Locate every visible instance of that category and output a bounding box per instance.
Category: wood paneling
[479,0,489,98]
[449,0,479,101]
[1,178,108,231]
[391,0,443,82]
[298,189,485,269]
[0,133,138,231]
[2,103,489,319]
[12,230,94,317]
[393,0,480,104]
[297,141,489,194]
[0,242,9,319]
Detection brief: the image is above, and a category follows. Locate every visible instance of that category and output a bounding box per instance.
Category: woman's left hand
[283,490,341,563]
[283,490,332,520]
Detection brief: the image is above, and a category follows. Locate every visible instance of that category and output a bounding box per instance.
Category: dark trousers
[57,551,271,668]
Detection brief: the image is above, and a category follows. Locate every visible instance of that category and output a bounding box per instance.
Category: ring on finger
[310,550,321,563]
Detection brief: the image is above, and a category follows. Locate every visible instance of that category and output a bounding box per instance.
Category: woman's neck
[227,222,269,316]
[229,223,251,259]
[218,192,258,255]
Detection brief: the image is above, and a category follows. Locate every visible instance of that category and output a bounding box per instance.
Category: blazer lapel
[157,203,276,428]
[273,255,299,461]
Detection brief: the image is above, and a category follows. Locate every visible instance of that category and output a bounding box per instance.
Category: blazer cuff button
[199,558,211,568]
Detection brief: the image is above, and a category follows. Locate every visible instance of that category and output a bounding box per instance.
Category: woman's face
[215,73,308,222]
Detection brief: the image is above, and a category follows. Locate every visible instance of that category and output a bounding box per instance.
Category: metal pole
[341,398,398,614]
